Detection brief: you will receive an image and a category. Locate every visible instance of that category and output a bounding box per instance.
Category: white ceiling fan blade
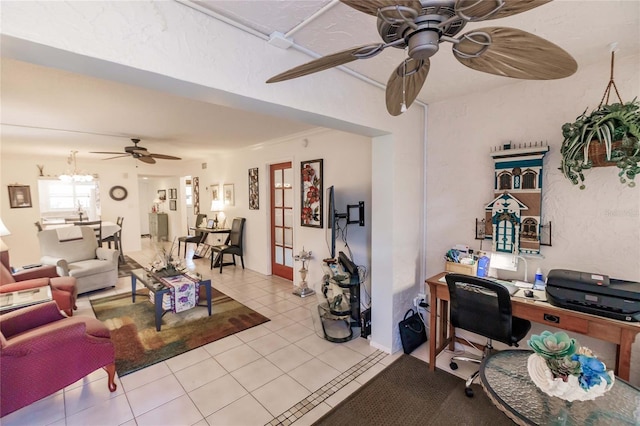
[266,44,386,83]
[455,0,552,22]
[452,27,577,80]
[386,58,430,116]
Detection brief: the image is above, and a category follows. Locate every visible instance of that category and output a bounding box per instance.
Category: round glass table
[479,350,640,425]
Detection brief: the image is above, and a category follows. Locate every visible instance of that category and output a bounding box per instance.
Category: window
[522,170,537,189]
[522,218,538,239]
[38,179,100,219]
[498,172,512,190]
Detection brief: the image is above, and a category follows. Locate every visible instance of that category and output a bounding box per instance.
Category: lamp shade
[211,200,224,212]
[0,219,10,237]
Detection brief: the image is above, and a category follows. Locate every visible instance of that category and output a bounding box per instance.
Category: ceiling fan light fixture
[407,28,441,60]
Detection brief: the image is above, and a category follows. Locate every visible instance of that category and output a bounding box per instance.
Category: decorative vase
[527,354,614,402]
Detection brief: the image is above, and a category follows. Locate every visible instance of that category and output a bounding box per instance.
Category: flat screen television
[326,185,336,259]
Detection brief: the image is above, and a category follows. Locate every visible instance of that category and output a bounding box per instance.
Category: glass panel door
[271,162,294,280]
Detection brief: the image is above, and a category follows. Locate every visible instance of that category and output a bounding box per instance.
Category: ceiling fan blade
[385,58,430,116]
[455,0,551,22]
[340,0,423,18]
[452,27,577,80]
[90,151,126,155]
[138,156,156,164]
[132,149,152,156]
[266,44,386,83]
[99,154,130,161]
[149,153,182,160]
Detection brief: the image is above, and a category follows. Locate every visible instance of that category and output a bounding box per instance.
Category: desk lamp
[210,200,224,229]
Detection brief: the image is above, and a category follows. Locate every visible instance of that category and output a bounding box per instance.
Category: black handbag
[399,309,427,354]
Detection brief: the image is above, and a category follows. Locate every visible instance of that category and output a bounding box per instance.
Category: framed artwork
[211,184,220,201]
[157,189,167,201]
[169,188,177,199]
[193,177,200,214]
[169,200,177,211]
[249,168,259,210]
[300,159,323,228]
[223,183,235,206]
[8,185,32,208]
[206,219,215,229]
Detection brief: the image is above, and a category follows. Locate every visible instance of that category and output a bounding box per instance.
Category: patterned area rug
[91,288,270,377]
[117,255,145,278]
[314,355,513,425]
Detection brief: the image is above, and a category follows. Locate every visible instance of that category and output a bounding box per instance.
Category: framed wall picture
[157,189,167,201]
[249,167,259,210]
[169,200,177,211]
[193,177,200,214]
[223,183,235,206]
[300,159,323,228]
[211,184,220,201]
[8,185,32,208]
[169,188,177,199]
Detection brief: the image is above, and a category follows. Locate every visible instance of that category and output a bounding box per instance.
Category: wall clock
[109,185,128,201]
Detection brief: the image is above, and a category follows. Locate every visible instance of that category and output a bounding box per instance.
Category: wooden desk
[426,272,640,381]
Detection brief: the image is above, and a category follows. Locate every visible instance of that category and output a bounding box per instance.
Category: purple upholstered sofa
[0,301,116,417]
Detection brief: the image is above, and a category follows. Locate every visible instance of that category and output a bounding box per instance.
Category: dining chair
[74,220,102,246]
[210,217,245,273]
[101,217,124,263]
[178,214,207,258]
[444,273,532,397]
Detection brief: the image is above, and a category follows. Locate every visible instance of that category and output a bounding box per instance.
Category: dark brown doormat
[91,287,269,377]
[314,354,514,425]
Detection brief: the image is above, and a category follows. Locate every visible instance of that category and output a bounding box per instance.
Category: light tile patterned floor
[2,239,402,426]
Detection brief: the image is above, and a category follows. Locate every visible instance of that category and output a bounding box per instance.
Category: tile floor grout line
[265,349,386,426]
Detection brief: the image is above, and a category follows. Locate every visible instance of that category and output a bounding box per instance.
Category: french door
[270,162,294,280]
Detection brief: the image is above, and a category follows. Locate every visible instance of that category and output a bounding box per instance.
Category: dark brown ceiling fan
[90,138,181,164]
[266,0,577,116]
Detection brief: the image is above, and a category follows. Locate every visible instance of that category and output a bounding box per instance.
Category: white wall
[426,53,640,384]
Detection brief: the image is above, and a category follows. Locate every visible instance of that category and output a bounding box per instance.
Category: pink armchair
[0,301,116,417]
[0,250,77,316]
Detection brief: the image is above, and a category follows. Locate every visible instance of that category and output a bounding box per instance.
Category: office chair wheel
[449,361,458,370]
[464,387,474,398]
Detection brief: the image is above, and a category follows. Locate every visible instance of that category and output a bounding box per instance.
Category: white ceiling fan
[267,0,578,116]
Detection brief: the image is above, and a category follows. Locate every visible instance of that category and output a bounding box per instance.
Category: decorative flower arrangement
[527,331,614,401]
[149,241,186,277]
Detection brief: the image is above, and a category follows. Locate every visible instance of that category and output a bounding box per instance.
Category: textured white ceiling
[1,0,639,161]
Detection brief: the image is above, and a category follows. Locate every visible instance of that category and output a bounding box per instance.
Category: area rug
[90,288,270,377]
[314,355,513,426]
[117,255,145,278]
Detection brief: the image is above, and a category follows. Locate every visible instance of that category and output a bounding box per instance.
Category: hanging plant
[559,52,640,189]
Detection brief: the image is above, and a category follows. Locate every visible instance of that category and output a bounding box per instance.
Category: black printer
[546,269,640,322]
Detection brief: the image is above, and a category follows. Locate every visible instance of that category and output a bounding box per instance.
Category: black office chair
[445,273,531,397]
[178,214,207,258]
[210,217,245,273]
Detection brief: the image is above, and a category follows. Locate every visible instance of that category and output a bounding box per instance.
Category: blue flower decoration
[572,354,612,390]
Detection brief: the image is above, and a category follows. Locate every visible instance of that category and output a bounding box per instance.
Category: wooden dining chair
[101,217,124,263]
[74,220,102,246]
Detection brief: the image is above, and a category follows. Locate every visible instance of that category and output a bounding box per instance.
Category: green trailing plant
[560,98,640,189]
[559,52,640,189]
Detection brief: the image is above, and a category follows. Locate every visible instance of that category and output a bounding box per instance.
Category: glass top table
[479,350,640,425]
[130,268,212,331]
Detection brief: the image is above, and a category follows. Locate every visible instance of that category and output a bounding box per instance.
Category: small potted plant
[560,98,640,189]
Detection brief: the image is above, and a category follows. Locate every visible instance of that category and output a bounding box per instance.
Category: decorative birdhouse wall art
[482,143,549,255]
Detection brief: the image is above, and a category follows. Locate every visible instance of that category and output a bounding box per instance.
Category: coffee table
[0,286,52,313]
[130,268,212,331]
[479,349,640,425]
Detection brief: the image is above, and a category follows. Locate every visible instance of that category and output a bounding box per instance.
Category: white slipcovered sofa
[38,226,119,294]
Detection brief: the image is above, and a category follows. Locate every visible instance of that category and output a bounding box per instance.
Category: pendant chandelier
[59,150,94,182]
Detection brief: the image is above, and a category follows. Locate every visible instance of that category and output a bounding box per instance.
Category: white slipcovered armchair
[38,226,119,294]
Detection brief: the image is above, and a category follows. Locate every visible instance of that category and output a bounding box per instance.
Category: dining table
[43,220,121,239]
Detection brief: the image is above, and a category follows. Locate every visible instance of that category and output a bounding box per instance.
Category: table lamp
[0,218,11,266]
[210,200,224,229]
